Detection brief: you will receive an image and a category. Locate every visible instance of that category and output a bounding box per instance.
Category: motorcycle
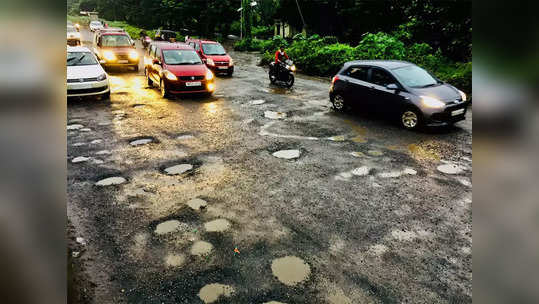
[141,35,152,49]
[269,59,295,88]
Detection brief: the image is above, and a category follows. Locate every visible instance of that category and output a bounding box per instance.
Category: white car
[89,21,104,32]
[67,25,81,46]
[67,46,110,99]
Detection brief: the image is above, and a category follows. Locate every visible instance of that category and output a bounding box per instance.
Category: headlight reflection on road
[205,102,218,115]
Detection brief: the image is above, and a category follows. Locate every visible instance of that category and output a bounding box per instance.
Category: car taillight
[331,75,339,84]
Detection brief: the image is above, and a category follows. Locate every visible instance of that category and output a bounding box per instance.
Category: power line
[295,0,306,29]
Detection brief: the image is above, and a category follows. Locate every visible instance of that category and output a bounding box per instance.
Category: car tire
[133,65,139,72]
[160,80,170,98]
[400,108,422,130]
[102,91,110,101]
[227,71,233,77]
[146,69,153,87]
[331,94,346,111]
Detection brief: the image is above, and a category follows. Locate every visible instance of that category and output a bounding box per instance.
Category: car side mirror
[386,83,399,91]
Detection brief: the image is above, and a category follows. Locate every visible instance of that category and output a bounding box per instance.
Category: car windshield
[67,26,76,33]
[101,35,132,47]
[91,21,102,25]
[162,50,202,65]
[202,43,226,55]
[67,52,98,66]
[392,65,440,88]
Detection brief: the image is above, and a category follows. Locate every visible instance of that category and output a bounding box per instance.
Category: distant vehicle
[329,60,468,130]
[154,29,177,42]
[186,39,234,76]
[67,46,110,99]
[269,59,295,87]
[140,33,152,49]
[67,25,81,46]
[144,42,215,98]
[93,30,139,71]
[89,20,103,32]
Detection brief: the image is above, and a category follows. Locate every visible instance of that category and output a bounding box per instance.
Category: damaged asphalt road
[68,32,472,304]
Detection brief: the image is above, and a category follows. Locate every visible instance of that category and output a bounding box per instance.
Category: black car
[329,60,468,130]
[154,29,177,42]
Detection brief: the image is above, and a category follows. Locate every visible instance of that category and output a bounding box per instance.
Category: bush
[68,15,90,26]
[354,32,406,60]
[252,26,274,39]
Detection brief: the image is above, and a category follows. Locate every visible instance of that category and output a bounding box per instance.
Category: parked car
[89,20,103,32]
[329,60,468,130]
[67,46,110,99]
[67,25,81,46]
[154,29,177,42]
[144,42,215,98]
[186,39,234,76]
[93,30,139,71]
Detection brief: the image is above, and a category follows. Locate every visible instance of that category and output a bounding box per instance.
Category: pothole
[328,135,346,142]
[130,138,154,146]
[90,139,102,144]
[367,150,383,156]
[264,111,287,119]
[164,164,193,175]
[272,149,300,159]
[176,134,195,140]
[187,198,208,210]
[250,99,265,105]
[72,142,86,147]
[437,163,464,174]
[378,168,417,178]
[204,219,231,232]
[95,176,126,186]
[67,124,84,130]
[271,256,311,286]
[190,241,213,256]
[351,166,370,176]
[164,254,185,267]
[198,283,235,304]
[71,156,90,163]
[95,150,111,155]
[80,128,92,132]
[350,151,365,158]
[154,220,183,235]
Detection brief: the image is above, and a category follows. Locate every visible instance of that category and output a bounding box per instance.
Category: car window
[101,35,132,47]
[370,68,395,87]
[202,43,226,55]
[162,50,203,65]
[392,65,438,88]
[67,52,98,66]
[195,43,200,51]
[346,66,369,82]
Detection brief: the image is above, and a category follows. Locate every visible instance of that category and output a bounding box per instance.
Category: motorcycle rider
[274,45,289,74]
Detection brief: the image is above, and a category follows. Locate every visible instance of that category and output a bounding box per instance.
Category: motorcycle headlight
[458,89,467,102]
[96,73,107,81]
[290,65,296,72]
[164,70,177,81]
[229,58,234,66]
[103,50,116,61]
[206,58,214,66]
[421,96,445,108]
[206,70,214,80]
[128,50,139,60]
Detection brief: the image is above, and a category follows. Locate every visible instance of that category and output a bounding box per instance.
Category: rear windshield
[162,50,202,65]
[392,65,439,88]
[67,52,98,66]
[202,43,226,55]
[91,21,102,25]
[101,35,132,47]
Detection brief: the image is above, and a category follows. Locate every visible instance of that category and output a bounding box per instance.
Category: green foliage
[354,32,406,60]
[67,15,90,26]
[252,26,274,39]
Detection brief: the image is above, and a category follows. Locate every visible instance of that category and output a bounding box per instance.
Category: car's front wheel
[400,108,422,130]
[332,94,346,111]
[101,91,110,101]
[146,68,153,86]
[160,80,170,98]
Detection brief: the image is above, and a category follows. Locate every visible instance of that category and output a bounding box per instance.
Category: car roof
[200,40,219,44]
[67,46,92,53]
[155,42,192,50]
[101,32,129,36]
[344,60,412,69]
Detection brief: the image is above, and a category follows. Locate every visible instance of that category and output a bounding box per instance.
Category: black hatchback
[329,60,468,130]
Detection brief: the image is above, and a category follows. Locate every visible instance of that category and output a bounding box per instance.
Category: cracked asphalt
[68,29,472,303]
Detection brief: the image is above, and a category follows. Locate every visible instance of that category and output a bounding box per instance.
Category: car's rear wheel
[401,108,422,130]
[146,68,153,86]
[160,80,170,98]
[332,94,346,111]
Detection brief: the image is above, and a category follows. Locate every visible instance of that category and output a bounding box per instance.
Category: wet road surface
[68,29,472,303]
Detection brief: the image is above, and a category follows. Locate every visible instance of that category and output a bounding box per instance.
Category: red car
[144,42,215,98]
[186,39,234,76]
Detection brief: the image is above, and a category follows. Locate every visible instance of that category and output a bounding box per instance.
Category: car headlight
[96,73,107,81]
[229,58,234,66]
[207,83,215,91]
[421,96,445,108]
[103,50,116,61]
[206,58,214,66]
[164,70,177,81]
[458,89,467,102]
[128,50,139,60]
[205,70,214,80]
[290,65,296,72]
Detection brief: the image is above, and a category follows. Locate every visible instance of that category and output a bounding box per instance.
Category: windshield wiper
[420,83,438,88]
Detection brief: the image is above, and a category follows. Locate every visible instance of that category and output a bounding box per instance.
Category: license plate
[218,66,228,69]
[451,108,465,116]
[186,81,201,87]
[118,60,128,64]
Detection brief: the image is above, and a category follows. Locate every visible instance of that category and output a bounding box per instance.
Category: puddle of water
[67,124,84,130]
[204,219,231,232]
[71,156,90,163]
[350,136,367,143]
[378,168,416,178]
[164,254,185,267]
[367,244,388,256]
[271,256,311,286]
[367,150,383,156]
[95,176,126,186]
[187,198,208,210]
[92,159,104,164]
[199,283,235,303]
[176,134,195,140]
[250,99,265,105]
[164,164,193,175]
[90,139,102,144]
[80,128,92,132]
[98,121,111,126]
[437,163,464,174]
[458,178,472,187]
[264,111,287,119]
[351,166,370,176]
[154,220,182,235]
[130,138,153,146]
[72,142,86,147]
[328,135,346,142]
[190,241,213,256]
[350,151,365,158]
[95,150,111,155]
[272,149,300,159]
